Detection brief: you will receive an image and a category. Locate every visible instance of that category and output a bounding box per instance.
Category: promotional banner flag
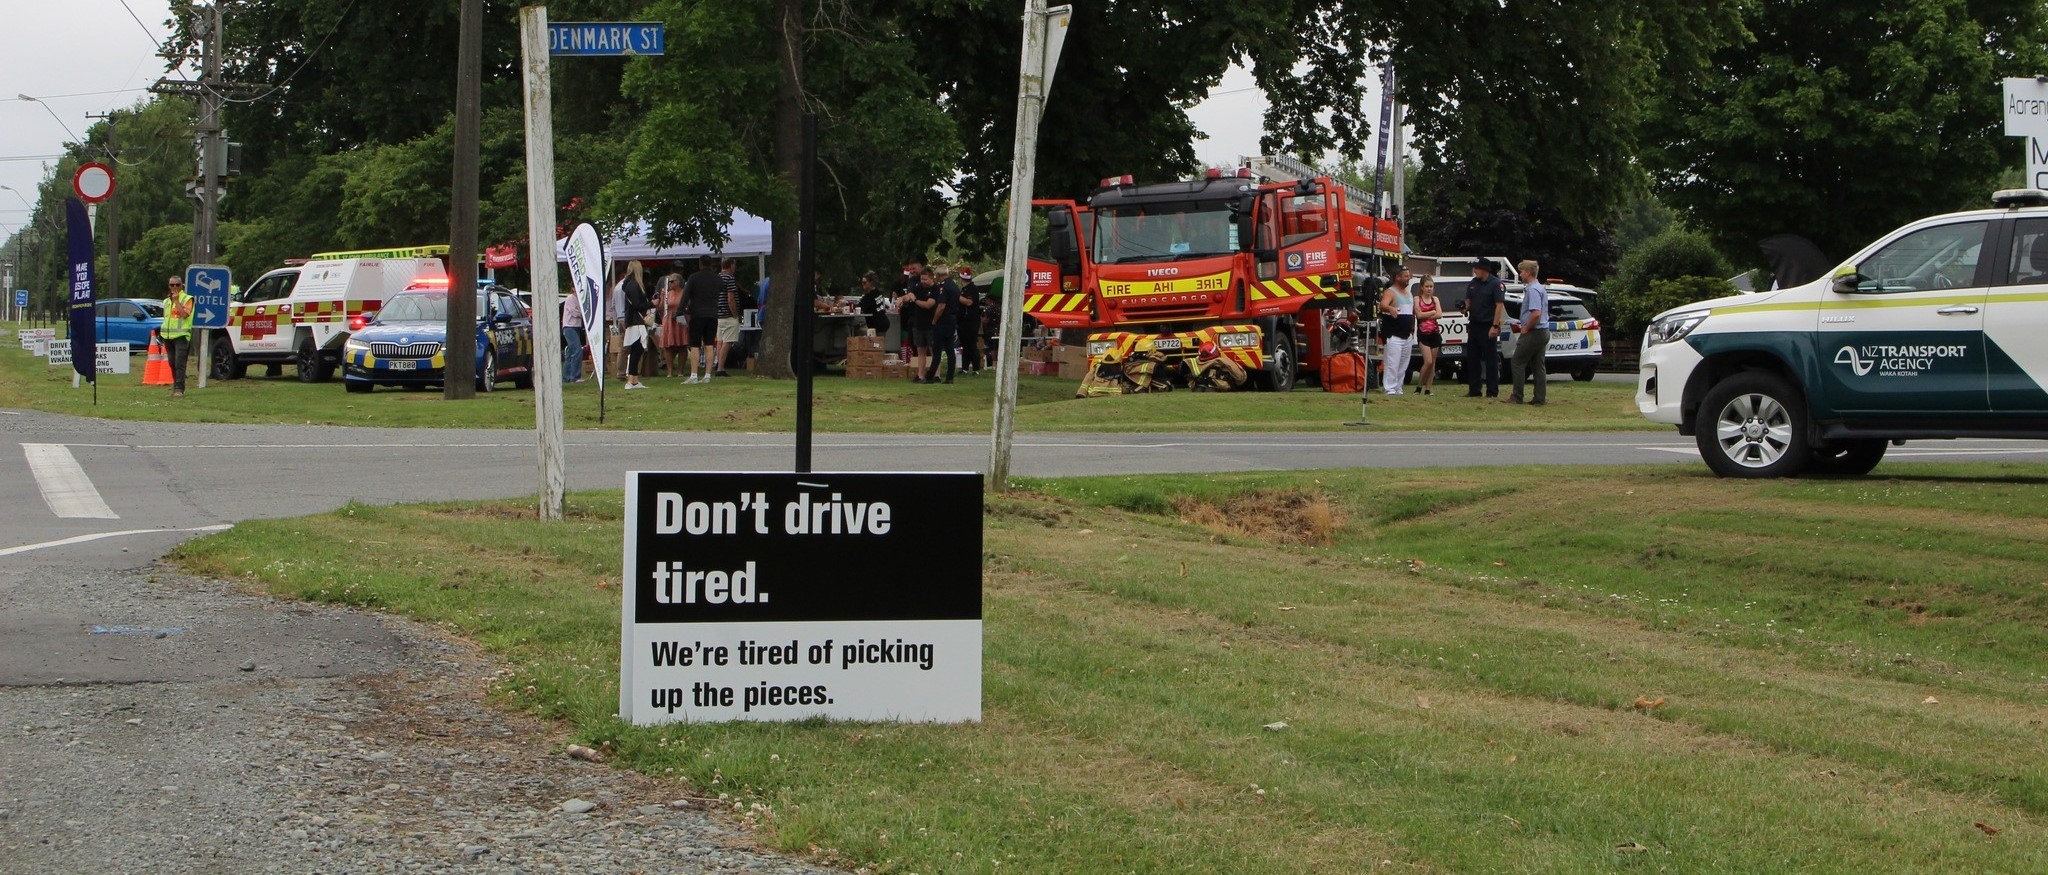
[565,222,606,392]
[65,198,96,381]
[1371,63,1397,219]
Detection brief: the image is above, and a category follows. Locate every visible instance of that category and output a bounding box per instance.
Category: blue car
[340,283,535,393]
[91,298,165,351]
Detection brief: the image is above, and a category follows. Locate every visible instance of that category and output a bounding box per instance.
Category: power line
[2,87,151,101]
[113,0,163,46]
[215,0,363,104]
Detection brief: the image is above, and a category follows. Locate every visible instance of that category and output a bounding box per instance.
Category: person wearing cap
[160,275,195,397]
[954,264,983,374]
[1505,259,1549,405]
[1461,260,1506,397]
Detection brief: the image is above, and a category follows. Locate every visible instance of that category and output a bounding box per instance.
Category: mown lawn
[1,332,1646,432]
[172,463,2048,873]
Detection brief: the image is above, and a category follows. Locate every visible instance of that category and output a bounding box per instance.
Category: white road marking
[0,524,232,558]
[1636,447,1702,456]
[22,443,118,519]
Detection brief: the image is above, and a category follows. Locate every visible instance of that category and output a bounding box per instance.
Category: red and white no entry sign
[72,162,115,204]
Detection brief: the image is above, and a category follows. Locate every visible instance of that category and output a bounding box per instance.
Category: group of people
[1373,258,1551,405]
[560,257,747,389]
[858,258,997,384]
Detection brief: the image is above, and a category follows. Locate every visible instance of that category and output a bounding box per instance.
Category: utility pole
[519,4,566,520]
[444,0,482,399]
[989,2,1071,491]
[86,110,121,299]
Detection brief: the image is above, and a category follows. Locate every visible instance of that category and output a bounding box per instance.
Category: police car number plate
[390,360,417,370]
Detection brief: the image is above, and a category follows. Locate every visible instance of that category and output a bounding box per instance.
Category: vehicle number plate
[1152,338,1183,351]
[390,360,417,371]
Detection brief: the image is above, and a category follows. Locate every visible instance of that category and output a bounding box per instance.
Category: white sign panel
[20,327,54,353]
[46,338,68,366]
[95,342,131,374]
[2005,77,2048,137]
[2031,137,2048,192]
[621,471,983,725]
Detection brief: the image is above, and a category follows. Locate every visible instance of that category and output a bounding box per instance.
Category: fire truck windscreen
[1091,202,1239,264]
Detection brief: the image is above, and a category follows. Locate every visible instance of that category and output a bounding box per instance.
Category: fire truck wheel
[1258,328,1296,392]
[476,349,497,393]
[295,335,333,383]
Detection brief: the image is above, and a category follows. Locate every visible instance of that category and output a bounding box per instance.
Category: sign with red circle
[72,162,115,204]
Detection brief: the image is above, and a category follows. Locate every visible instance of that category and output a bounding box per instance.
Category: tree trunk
[756,0,805,379]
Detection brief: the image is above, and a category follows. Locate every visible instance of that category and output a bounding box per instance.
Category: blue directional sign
[186,264,233,329]
[12,290,24,309]
[548,22,664,56]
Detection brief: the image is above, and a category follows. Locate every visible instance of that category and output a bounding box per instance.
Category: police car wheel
[344,380,372,394]
[1696,371,1810,478]
[1807,440,1886,477]
[476,349,497,393]
[1573,363,1597,382]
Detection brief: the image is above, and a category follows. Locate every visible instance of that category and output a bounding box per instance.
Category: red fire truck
[1025,156,1402,390]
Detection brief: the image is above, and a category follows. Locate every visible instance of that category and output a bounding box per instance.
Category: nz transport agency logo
[1834,343,1968,378]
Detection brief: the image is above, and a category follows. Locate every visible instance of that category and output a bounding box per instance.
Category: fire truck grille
[372,342,442,358]
[1119,302,1215,320]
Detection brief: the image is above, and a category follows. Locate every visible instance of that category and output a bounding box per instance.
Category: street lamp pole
[17,94,84,148]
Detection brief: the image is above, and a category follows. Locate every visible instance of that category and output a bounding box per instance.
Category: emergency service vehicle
[208,245,450,382]
[1025,155,1404,391]
[1404,257,1604,382]
[1638,188,2048,478]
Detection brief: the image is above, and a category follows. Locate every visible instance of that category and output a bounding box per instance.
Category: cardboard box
[845,348,887,367]
[1058,360,1088,381]
[846,334,884,352]
[1024,360,1059,377]
[1054,345,1088,368]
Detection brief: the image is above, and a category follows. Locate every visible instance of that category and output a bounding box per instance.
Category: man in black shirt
[1461,260,1507,397]
[901,265,935,382]
[681,257,723,384]
[954,264,982,374]
[925,265,962,384]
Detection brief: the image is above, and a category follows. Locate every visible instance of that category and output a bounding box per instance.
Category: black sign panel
[627,472,982,624]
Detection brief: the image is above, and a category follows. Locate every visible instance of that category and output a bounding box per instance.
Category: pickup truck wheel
[1695,371,1810,478]
[295,336,333,383]
[1808,440,1886,477]
[476,349,497,393]
[208,337,244,380]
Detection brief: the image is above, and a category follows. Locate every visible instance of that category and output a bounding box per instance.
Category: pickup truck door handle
[1936,305,1980,315]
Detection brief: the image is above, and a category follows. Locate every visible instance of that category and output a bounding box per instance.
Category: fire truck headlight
[1087,340,1114,358]
[1217,332,1259,350]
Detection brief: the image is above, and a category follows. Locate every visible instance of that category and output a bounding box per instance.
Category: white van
[1637,189,2048,477]
[210,246,449,382]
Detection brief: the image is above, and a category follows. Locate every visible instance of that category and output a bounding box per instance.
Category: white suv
[1637,189,2048,477]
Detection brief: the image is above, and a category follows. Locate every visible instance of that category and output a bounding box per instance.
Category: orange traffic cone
[143,332,174,386]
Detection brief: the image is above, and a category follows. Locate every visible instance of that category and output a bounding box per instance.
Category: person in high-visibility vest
[161,275,195,397]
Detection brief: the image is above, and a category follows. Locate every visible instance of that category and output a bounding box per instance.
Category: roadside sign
[72,162,115,204]
[13,290,25,309]
[2005,77,2048,137]
[548,22,664,56]
[186,264,232,329]
[619,471,983,725]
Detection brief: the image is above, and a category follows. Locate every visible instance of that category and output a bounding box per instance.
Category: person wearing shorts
[681,257,723,383]
[1412,275,1445,395]
[715,258,743,376]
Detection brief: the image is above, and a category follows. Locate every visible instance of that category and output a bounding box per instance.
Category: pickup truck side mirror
[1832,272,1869,294]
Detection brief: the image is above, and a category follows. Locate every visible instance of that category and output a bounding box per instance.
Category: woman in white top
[1378,267,1416,395]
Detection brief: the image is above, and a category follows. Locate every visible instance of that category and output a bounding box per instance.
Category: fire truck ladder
[1243,154,1380,215]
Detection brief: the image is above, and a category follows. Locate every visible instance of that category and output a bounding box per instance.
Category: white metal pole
[521,5,567,521]
[990,0,1053,492]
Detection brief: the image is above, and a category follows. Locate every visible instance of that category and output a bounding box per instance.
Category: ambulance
[1637,189,2048,478]
[208,245,450,382]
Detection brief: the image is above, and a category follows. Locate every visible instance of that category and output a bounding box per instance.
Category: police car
[340,281,535,393]
[1638,189,2048,478]
[1422,281,1602,381]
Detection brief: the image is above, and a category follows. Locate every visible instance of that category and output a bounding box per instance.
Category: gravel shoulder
[0,564,848,875]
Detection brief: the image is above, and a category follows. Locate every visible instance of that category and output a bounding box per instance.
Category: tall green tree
[1644,0,2048,261]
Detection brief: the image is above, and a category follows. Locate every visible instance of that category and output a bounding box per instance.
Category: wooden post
[444,0,483,399]
[990,0,1058,491]
[521,5,566,520]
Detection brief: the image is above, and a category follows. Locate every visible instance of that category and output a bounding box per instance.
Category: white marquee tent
[553,210,774,265]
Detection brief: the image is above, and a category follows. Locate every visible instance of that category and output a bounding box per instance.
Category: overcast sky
[0,2,1355,265]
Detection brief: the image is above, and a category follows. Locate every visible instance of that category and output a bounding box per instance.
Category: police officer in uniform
[1462,260,1506,397]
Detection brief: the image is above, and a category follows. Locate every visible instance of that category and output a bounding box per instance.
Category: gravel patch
[0,566,850,875]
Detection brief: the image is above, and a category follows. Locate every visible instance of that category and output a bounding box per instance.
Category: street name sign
[549,22,664,56]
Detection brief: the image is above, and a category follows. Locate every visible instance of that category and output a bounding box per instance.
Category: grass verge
[1,336,1645,432]
[170,463,2048,872]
